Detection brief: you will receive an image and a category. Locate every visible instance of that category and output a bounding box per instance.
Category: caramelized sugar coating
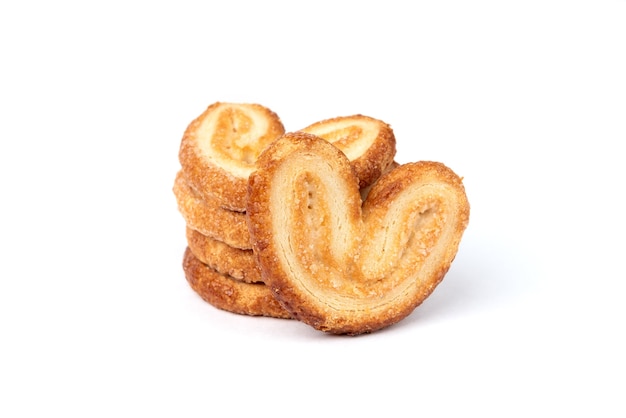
[300,114,396,188]
[247,133,470,335]
[173,170,252,249]
[186,227,261,284]
[182,247,292,319]
[179,102,286,211]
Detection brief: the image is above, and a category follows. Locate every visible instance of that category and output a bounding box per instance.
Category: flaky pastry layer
[173,170,252,249]
[247,132,470,335]
[186,227,261,283]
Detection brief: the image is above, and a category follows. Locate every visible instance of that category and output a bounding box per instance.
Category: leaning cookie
[182,247,292,319]
[299,114,396,189]
[178,102,286,211]
[186,227,262,284]
[173,170,252,250]
[247,133,470,335]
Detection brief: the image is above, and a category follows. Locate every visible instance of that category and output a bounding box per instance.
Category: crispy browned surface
[179,102,286,211]
[247,133,470,335]
[182,247,292,319]
[186,227,261,283]
[299,114,396,188]
[359,160,399,201]
[173,170,252,249]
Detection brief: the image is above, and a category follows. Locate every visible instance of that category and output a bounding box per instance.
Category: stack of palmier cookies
[174,102,470,335]
[174,102,292,319]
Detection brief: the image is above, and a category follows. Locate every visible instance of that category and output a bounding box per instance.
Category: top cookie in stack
[178,102,286,213]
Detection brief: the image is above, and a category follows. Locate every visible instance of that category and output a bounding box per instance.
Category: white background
[1,1,625,416]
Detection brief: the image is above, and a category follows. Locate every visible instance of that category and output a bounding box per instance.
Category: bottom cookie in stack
[182,247,292,319]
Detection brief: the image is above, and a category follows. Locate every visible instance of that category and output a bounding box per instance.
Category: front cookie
[246,133,470,335]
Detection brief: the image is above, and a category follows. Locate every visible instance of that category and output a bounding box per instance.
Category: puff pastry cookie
[247,132,470,335]
[300,114,396,188]
[179,102,286,211]
[183,247,292,319]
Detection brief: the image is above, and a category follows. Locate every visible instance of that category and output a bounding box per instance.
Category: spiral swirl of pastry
[179,102,286,211]
[247,132,470,335]
[300,114,396,188]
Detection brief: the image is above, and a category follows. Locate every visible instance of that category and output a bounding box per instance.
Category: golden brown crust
[173,170,252,249]
[247,133,470,335]
[360,160,399,201]
[186,227,262,283]
[300,114,397,188]
[182,247,292,319]
[179,102,285,211]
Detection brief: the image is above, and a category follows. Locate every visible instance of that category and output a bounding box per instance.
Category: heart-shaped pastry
[247,132,470,335]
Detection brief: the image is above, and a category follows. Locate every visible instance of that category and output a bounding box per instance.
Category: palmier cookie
[183,247,292,319]
[179,102,286,211]
[186,227,261,284]
[173,170,251,249]
[247,132,470,335]
[299,114,396,189]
